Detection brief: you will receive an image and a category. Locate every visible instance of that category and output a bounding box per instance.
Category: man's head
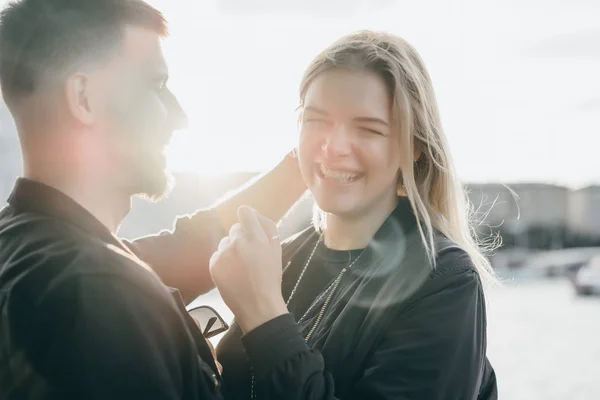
[0,0,187,200]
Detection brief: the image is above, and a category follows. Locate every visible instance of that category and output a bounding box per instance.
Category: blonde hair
[299,31,498,285]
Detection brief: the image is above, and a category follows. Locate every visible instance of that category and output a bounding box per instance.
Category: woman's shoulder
[431,235,478,279]
[391,236,485,316]
[405,235,484,303]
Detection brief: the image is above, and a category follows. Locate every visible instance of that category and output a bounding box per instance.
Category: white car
[573,255,600,296]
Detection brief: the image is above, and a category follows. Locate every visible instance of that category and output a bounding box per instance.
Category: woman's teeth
[320,165,360,183]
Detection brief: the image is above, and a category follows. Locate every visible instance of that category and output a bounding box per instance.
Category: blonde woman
[209,31,498,400]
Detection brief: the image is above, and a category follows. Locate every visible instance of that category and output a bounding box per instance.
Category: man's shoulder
[0,216,180,344]
[0,206,96,250]
[0,208,164,303]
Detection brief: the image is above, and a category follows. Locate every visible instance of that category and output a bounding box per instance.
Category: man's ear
[64,72,96,125]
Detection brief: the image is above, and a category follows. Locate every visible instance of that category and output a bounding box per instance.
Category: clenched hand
[209,206,288,334]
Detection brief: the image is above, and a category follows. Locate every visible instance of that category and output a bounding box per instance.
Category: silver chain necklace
[250,234,365,399]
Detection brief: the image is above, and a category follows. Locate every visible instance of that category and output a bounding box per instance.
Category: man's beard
[132,150,174,202]
[104,88,177,202]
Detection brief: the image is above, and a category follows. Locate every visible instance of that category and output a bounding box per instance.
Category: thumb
[237,205,265,241]
[252,208,278,242]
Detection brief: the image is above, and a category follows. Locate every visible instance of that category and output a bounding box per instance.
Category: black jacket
[218,199,498,400]
[0,179,222,399]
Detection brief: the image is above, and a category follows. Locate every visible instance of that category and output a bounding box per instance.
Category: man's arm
[130,152,306,303]
[214,151,306,232]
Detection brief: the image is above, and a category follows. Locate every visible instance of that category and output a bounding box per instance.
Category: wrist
[237,296,289,334]
[284,148,298,160]
[282,150,307,192]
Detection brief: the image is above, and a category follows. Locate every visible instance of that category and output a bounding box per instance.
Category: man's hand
[209,206,288,334]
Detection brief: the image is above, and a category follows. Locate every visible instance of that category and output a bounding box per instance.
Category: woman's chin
[314,198,360,219]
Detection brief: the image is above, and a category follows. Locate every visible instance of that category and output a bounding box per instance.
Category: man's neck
[23,166,131,234]
[18,118,132,233]
[324,195,400,251]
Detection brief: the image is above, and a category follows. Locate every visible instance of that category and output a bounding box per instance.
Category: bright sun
[165,124,297,177]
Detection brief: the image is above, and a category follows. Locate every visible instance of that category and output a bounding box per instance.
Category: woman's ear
[396,170,406,196]
[296,108,304,129]
[413,142,423,162]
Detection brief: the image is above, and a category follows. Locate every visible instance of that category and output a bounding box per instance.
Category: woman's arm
[240,267,489,400]
[129,152,306,303]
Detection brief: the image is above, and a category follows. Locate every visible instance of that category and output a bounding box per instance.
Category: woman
[215,30,498,400]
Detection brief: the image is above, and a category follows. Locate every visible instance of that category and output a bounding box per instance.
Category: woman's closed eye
[305,118,330,124]
[358,126,385,136]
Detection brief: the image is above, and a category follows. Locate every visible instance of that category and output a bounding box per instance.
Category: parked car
[572,255,600,296]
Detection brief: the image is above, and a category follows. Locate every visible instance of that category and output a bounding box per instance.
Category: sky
[144,0,599,187]
[1,0,598,187]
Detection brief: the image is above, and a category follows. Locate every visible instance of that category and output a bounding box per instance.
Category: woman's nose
[321,123,352,157]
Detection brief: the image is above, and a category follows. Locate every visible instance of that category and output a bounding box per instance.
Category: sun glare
[165,126,295,177]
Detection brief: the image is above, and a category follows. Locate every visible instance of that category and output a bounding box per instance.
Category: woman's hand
[209,206,288,334]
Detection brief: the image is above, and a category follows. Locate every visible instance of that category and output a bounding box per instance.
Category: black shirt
[285,241,363,320]
[217,199,499,400]
[0,179,222,399]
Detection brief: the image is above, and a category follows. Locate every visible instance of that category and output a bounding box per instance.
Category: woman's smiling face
[298,68,403,219]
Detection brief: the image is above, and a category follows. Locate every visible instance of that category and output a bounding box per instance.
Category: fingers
[255,211,278,244]
[237,206,279,245]
[237,205,267,242]
[214,209,278,263]
[211,224,245,271]
[218,236,231,252]
[209,249,220,270]
[228,223,244,241]
[212,233,236,271]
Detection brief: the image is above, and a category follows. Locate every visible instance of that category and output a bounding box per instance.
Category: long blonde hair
[299,31,498,285]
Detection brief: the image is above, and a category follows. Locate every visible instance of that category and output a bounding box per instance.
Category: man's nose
[162,89,188,131]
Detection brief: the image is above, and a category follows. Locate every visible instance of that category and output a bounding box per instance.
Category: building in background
[466,183,570,249]
[568,186,600,244]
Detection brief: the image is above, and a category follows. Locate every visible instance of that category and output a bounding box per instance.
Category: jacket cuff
[241,313,309,378]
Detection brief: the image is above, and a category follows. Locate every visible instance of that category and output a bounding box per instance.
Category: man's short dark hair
[0,0,167,104]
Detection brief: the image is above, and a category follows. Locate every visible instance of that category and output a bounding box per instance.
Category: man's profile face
[92,25,186,200]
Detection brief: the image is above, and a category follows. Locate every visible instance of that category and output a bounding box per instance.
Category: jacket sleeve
[240,267,487,400]
[127,208,226,303]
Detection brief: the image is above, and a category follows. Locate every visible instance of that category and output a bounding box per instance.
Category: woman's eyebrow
[353,116,389,126]
[304,106,329,116]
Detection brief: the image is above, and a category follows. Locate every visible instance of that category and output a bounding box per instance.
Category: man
[0,0,305,398]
